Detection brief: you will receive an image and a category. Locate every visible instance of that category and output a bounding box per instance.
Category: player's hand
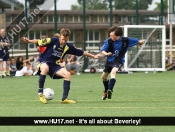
[59,62,65,67]
[106,52,112,56]
[138,40,145,47]
[94,55,100,59]
[22,37,30,43]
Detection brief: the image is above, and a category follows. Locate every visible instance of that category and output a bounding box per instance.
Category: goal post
[124,25,166,71]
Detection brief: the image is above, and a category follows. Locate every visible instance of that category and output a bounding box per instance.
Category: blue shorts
[103,62,123,73]
[37,62,63,79]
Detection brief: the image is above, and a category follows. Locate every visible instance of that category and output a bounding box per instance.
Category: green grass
[0,72,175,132]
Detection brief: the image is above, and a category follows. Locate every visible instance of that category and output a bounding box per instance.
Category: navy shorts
[2,52,10,61]
[103,62,123,73]
[37,62,63,79]
[0,50,3,60]
[0,50,10,61]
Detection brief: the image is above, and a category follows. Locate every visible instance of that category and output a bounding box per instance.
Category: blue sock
[38,74,46,93]
[108,78,116,91]
[103,80,109,92]
[62,80,70,101]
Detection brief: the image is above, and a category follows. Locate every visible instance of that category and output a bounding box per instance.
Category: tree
[71,0,108,10]
[113,0,153,10]
[154,0,168,10]
[28,0,47,8]
[72,0,153,10]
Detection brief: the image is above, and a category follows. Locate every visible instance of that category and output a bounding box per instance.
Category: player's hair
[108,26,118,34]
[10,57,15,60]
[114,26,123,36]
[108,26,123,36]
[60,28,71,37]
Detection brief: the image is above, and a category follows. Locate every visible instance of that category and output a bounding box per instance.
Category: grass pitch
[0,71,175,132]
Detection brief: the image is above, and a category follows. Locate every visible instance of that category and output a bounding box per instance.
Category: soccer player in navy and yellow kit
[98,26,145,100]
[22,28,99,104]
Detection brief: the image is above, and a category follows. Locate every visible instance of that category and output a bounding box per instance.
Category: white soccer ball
[43,88,54,100]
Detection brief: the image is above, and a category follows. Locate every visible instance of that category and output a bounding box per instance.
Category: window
[89,30,93,41]
[86,30,100,48]
[74,15,79,22]
[98,15,103,22]
[86,15,90,22]
[6,15,11,22]
[10,33,20,49]
[29,31,35,49]
[59,15,65,23]
[104,15,109,22]
[68,31,74,43]
[43,15,47,22]
[123,16,128,22]
[68,15,72,22]
[48,15,53,22]
[91,15,97,22]
[36,30,40,39]
[33,15,39,23]
[87,30,100,41]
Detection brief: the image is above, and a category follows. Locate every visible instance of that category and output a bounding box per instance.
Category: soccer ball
[43,88,54,100]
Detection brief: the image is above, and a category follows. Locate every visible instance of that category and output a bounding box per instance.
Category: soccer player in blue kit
[98,26,145,100]
[22,28,99,104]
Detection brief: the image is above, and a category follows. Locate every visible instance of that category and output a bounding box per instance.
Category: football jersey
[38,37,83,65]
[0,36,10,52]
[101,37,139,63]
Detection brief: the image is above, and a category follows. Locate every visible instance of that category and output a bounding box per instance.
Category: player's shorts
[103,62,123,73]
[37,61,63,79]
[2,52,10,61]
[0,50,3,61]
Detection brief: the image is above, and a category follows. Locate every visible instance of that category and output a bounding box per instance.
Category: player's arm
[0,42,10,46]
[22,37,54,46]
[97,39,112,57]
[22,37,38,44]
[83,51,99,59]
[101,51,112,56]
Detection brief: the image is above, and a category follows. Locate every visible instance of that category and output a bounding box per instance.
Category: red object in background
[61,59,64,63]
[38,46,47,53]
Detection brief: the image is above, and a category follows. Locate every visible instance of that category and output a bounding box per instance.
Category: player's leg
[0,51,4,77]
[5,60,10,77]
[38,63,49,104]
[3,53,10,77]
[108,67,119,99]
[101,72,109,100]
[55,68,76,104]
[0,60,3,78]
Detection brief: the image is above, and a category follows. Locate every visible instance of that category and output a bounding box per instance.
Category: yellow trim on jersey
[37,62,41,69]
[37,38,51,46]
[56,45,69,64]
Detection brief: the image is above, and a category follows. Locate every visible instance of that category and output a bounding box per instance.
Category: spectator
[15,62,33,76]
[16,56,24,70]
[30,55,39,75]
[23,62,33,76]
[66,54,81,75]
[9,57,17,76]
